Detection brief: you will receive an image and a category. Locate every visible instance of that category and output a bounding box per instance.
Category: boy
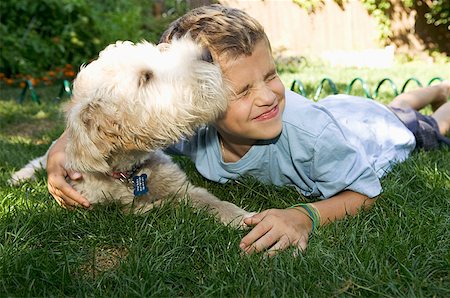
[45,4,450,256]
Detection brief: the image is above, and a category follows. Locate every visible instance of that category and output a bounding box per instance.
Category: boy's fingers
[49,186,76,209]
[48,178,90,208]
[293,238,308,257]
[53,196,67,209]
[48,184,76,208]
[245,229,280,254]
[60,185,90,208]
[239,221,273,253]
[58,190,85,208]
[243,210,268,225]
[265,234,290,257]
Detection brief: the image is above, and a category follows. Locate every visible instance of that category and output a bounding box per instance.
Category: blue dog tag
[133,174,149,196]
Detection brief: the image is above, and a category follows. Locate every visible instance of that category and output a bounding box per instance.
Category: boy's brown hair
[159,4,269,61]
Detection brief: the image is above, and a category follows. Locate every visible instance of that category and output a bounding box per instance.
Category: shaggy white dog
[10,38,252,227]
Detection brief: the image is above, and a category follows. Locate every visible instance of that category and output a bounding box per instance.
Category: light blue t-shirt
[170,90,415,199]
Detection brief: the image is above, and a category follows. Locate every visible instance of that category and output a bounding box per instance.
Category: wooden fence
[221,0,380,57]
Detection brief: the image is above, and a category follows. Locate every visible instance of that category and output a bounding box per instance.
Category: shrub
[0,0,187,77]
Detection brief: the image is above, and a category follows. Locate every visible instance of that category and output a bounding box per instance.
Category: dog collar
[110,163,142,180]
[110,163,149,197]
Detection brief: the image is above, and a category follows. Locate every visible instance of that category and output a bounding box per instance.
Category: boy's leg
[431,102,450,135]
[388,81,450,112]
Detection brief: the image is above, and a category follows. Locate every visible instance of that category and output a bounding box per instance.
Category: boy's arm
[311,190,374,225]
[240,109,380,256]
[240,190,375,256]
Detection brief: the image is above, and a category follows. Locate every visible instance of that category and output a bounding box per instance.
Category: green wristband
[289,203,321,234]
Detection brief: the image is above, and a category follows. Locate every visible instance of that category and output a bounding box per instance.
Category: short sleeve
[164,138,192,156]
[312,121,382,199]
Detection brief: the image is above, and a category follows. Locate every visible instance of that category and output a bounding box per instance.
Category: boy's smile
[215,39,286,161]
[253,104,280,121]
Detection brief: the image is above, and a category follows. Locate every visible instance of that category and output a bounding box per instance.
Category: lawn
[0,62,449,297]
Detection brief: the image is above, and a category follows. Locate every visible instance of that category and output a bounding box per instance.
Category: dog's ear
[139,70,154,87]
[65,100,145,173]
[65,101,110,173]
[189,61,228,123]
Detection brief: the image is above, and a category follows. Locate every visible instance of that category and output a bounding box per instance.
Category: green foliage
[292,0,326,11]
[292,0,449,44]
[359,0,449,41]
[275,55,308,74]
[291,0,392,41]
[358,0,450,41]
[359,0,393,41]
[425,0,450,26]
[293,0,348,11]
[0,0,188,77]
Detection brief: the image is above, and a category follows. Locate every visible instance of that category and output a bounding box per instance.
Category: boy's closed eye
[264,69,278,82]
[235,86,250,99]
[233,69,278,100]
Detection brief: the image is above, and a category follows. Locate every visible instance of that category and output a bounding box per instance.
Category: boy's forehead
[217,53,243,73]
[217,39,273,73]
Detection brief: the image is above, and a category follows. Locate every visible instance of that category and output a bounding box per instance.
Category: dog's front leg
[186,186,255,228]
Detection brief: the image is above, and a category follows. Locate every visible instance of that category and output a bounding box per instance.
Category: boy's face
[216,40,285,144]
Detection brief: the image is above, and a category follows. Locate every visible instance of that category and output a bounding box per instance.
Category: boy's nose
[255,84,276,106]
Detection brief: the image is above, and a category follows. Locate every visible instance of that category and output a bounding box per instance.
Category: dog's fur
[9,38,252,227]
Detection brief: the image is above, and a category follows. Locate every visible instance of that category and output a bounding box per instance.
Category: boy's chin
[256,124,283,140]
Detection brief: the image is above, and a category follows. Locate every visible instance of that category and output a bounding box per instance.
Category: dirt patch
[79,246,129,279]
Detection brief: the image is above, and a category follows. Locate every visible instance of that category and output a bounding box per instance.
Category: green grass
[1,63,450,297]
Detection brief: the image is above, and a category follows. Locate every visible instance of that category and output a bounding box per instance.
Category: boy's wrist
[289,203,321,234]
[289,207,314,233]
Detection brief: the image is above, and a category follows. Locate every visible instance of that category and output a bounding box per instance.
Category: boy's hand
[47,133,90,209]
[239,208,312,257]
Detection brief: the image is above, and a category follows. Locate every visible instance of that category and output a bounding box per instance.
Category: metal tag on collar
[133,173,149,196]
[119,172,129,183]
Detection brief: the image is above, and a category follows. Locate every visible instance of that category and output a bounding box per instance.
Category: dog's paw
[8,168,37,186]
[228,212,257,230]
